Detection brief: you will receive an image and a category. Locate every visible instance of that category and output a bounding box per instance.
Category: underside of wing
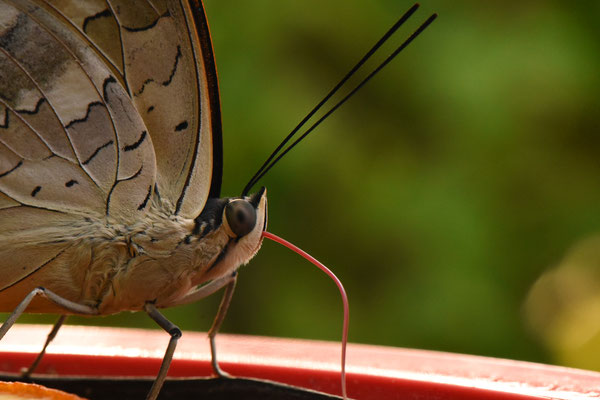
[0,0,156,222]
[0,0,159,294]
[36,0,224,219]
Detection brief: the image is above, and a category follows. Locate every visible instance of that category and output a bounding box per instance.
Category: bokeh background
[9,0,600,372]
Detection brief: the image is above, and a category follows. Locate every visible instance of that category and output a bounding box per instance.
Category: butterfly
[0,0,269,397]
[0,0,436,399]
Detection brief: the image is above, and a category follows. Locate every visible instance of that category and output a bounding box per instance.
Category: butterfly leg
[0,287,97,341]
[208,273,238,378]
[152,272,238,379]
[143,302,182,400]
[21,315,68,378]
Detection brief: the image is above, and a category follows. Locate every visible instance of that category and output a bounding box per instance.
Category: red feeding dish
[1,324,598,399]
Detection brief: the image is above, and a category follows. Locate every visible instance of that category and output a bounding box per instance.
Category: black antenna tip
[408,4,420,15]
[424,13,438,27]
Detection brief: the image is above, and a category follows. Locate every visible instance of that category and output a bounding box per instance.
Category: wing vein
[104,0,131,96]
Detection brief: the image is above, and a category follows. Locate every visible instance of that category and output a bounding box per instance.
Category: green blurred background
[9,0,600,372]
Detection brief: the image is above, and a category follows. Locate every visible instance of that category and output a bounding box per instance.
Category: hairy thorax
[82,208,231,314]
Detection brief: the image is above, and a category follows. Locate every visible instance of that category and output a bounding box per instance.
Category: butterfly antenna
[241,3,429,196]
[245,13,437,190]
[246,14,437,191]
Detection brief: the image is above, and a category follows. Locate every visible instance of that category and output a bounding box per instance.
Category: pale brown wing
[0,0,157,294]
[39,0,223,218]
[0,0,156,218]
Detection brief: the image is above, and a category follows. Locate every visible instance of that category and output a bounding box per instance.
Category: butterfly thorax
[82,208,223,314]
[91,190,267,314]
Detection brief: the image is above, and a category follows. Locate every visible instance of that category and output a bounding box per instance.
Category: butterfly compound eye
[225,200,257,238]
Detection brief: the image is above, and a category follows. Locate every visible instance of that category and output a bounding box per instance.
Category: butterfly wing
[0,0,157,305]
[0,0,222,309]
[40,0,223,216]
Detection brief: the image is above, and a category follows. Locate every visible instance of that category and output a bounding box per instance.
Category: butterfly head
[214,186,267,276]
[190,187,267,283]
[222,186,268,243]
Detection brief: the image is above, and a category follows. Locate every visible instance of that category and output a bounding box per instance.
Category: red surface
[1,324,599,399]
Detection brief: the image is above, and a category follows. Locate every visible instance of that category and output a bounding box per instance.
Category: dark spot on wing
[83,140,114,165]
[137,185,152,211]
[31,186,41,197]
[65,179,78,187]
[82,9,112,33]
[102,76,117,101]
[135,45,181,96]
[147,105,154,113]
[175,121,188,131]
[123,131,147,152]
[122,11,169,32]
[16,97,45,115]
[65,101,104,129]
